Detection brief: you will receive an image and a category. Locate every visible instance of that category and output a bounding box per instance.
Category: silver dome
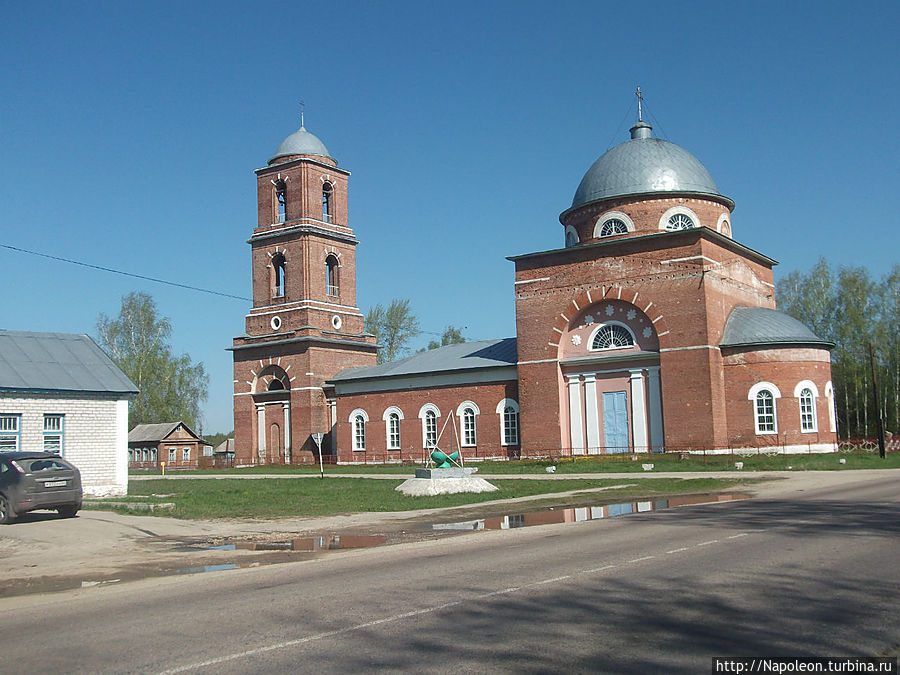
[570,122,728,210]
[270,125,331,163]
[720,307,831,348]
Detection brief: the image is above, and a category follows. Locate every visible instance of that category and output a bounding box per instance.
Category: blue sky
[2,1,898,434]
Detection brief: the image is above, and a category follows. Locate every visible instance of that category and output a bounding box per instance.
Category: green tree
[204,431,233,447]
[365,298,420,364]
[96,292,208,429]
[427,325,467,350]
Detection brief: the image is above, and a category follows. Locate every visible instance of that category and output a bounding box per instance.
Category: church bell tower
[231,113,377,465]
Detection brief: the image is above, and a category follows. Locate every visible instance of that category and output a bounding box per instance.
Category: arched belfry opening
[271,252,286,299]
[325,254,340,297]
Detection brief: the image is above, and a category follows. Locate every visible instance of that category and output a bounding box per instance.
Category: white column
[329,399,337,452]
[283,402,292,464]
[629,369,648,452]
[647,367,664,452]
[256,403,266,463]
[567,375,585,455]
[584,373,600,454]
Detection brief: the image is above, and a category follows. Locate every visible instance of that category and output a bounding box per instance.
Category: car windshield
[23,458,70,472]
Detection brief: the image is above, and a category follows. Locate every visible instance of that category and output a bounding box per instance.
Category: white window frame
[588,321,636,352]
[0,413,21,452]
[382,406,404,450]
[168,447,176,463]
[564,225,579,248]
[593,211,635,238]
[182,447,191,463]
[824,381,837,433]
[496,398,520,446]
[794,380,819,433]
[349,408,369,452]
[748,382,781,435]
[418,404,441,449]
[658,205,700,231]
[456,401,480,447]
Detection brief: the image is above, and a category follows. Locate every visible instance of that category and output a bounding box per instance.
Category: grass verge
[130,450,900,478]
[87,477,749,520]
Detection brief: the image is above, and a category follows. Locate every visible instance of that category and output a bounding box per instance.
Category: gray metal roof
[719,307,831,348]
[569,122,730,211]
[270,125,331,163]
[128,422,207,444]
[330,338,517,383]
[0,330,138,395]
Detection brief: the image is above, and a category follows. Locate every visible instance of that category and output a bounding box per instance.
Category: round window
[270,316,282,331]
[331,314,343,330]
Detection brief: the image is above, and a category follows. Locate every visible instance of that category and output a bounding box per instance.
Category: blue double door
[602,391,629,453]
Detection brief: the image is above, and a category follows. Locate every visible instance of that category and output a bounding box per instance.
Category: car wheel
[57,505,79,518]
[0,495,15,524]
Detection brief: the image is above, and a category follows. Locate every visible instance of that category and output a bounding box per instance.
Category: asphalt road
[1,473,898,673]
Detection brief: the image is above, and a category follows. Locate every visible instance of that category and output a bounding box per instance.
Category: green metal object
[430,450,459,468]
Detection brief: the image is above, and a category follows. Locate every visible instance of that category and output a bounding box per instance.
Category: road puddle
[1,492,748,598]
[432,492,750,531]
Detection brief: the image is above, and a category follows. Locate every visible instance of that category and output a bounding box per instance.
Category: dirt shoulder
[0,470,891,598]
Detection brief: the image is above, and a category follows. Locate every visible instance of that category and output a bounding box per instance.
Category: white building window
[168,447,176,463]
[659,205,700,232]
[496,399,520,446]
[182,447,191,463]
[749,382,781,435]
[794,380,819,433]
[43,414,64,455]
[0,414,21,452]
[457,401,480,447]
[350,409,369,451]
[590,322,635,351]
[419,404,441,449]
[594,211,635,238]
[383,406,404,450]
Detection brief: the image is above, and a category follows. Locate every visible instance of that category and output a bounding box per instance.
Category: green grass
[130,450,900,478]
[88,477,747,520]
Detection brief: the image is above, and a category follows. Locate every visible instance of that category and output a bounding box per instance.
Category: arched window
[599,218,629,237]
[457,401,479,447]
[326,255,339,297]
[383,406,403,450]
[590,323,634,351]
[322,182,333,223]
[565,226,579,248]
[352,414,366,451]
[666,213,695,230]
[267,378,285,391]
[272,253,285,298]
[274,180,287,223]
[798,388,816,432]
[794,381,819,433]
[749,383,781,435]
[496,399,519,446]
[419,404,440,448]
[825,381,837,433]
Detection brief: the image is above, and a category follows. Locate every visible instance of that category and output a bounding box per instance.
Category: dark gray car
[0,452,83,523]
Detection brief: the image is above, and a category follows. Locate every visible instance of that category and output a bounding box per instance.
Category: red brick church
[231,112,836,465]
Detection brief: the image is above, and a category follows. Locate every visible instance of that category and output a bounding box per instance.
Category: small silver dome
[570,122,728,210]
[270,125,331,163]
[720,307,831,348]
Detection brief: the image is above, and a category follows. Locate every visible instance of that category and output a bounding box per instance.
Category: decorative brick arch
[548,286,671,357]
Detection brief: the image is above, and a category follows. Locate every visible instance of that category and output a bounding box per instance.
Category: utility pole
[869,343,886,459]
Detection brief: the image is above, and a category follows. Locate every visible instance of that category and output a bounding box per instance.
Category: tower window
[599,218,629,237]
[274,180,286,223]
[272,253,286,298]
[322,182,333,223]
[666,213,695,230]
[326,255,339,297]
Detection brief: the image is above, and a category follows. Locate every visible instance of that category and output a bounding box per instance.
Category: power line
[1,243,251,301]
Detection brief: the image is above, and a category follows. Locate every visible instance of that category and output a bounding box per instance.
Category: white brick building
[0,331,138,496]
